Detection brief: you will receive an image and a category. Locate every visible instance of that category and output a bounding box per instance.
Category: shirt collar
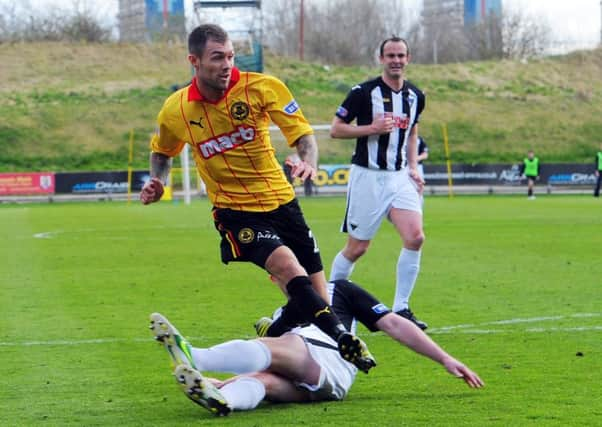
[187,67,241,102]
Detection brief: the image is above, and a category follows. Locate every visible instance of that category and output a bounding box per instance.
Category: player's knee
[249,372,283,401]
[345,241,370,260]
[266,248,306,279]
[406,231,425,249]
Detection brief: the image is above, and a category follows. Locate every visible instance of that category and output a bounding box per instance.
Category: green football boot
[149,312,196,370]
[174,364,232,417]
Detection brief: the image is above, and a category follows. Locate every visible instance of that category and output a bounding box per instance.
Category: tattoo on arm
[150,152,172,183]
[295,134,318,169]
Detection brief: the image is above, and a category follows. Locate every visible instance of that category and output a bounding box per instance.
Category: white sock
[191,339,271,374]
[393,248,421,312]
[220,377,266,411]
[330,251,355,281]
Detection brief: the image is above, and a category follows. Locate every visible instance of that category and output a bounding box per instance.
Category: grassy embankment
[1,42,601,172]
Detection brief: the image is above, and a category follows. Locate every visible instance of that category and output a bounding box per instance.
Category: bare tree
[61,13,110,42]
[463,13,505,61]
[0,0,110,43]
[502,9,552,59]
[262,0,300,58]
[415,6,552,64]
[263,0,414,65]
[416,24,467,63]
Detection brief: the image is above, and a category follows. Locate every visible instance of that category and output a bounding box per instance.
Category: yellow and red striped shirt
[150,68,313,212]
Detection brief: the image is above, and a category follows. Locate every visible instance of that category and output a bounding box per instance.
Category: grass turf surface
[1,195,601,426]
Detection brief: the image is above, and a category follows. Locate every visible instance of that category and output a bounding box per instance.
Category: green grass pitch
[1,195,600,426]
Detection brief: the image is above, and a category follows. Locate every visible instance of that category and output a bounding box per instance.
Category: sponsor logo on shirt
[284,99,300,114]
[336,106,348,117]
[189,117,204,128]
[197,125,256,159]
[371,303,389,314]
[393,114,410,129]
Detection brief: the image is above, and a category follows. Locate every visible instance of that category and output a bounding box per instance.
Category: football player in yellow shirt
[140,24,374,373]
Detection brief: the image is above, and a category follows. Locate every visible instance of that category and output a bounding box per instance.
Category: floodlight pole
[299,0,304,60]
[162,0,169,29]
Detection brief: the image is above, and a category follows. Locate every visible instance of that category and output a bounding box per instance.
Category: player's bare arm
[376,313,484,388]
[140,152,172,205]
[291,134,318,181]
[330,115,393,139]
[406,126,424,192]
[150,152,172,183]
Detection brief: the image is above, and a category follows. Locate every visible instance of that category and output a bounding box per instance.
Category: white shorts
[289,325,356,401]
[342,165,422,240]
[417,164,425,181]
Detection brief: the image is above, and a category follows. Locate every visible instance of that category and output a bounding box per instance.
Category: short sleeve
[263,75,313,147]
[149,108,186,157]
[335,86,364,124]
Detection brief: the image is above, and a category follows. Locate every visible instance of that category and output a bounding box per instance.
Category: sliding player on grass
[149,279,484,416]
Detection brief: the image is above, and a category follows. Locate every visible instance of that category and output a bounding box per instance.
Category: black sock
[285,276,347,341]
[266,302,305,337]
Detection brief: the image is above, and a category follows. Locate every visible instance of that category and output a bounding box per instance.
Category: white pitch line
[428,326,602,335]
[484,316,564,325]
[32,225,197,239]
[1,314,601,346]
[33,231,61,239]
[0,337,149,346]
[427,312,602,333]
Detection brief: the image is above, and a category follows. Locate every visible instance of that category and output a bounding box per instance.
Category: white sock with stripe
[393,248,421,312]
[329,251,355,281]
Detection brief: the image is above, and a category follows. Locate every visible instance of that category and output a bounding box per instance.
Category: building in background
[423,0,501,30]
[192,0,263,72]
[421,0,503,63]
[118,0,186,42]
[464,0,502,25]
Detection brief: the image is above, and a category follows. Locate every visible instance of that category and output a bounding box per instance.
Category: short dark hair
[379,36,410,57]
[188,24,229,57]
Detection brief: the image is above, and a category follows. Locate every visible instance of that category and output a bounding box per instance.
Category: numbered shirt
[151,68,313,212]
[335,77,425,171]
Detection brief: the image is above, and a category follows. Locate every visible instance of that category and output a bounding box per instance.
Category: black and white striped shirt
[335,77,425,171]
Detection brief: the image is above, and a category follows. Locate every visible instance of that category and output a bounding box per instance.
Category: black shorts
[212,199,323,275]
[330,280,391,332]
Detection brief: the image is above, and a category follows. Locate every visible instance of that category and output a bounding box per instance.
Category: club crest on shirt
[284,99,300,114]
[238,228,255,244]
[231,101,250,121]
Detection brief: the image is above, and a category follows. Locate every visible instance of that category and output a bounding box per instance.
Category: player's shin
[265,302,306,336]
[191,339,271,374]
[285,276,347,341]
[219,377,266,411]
